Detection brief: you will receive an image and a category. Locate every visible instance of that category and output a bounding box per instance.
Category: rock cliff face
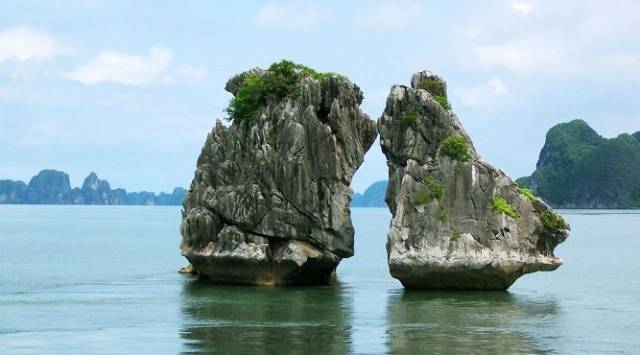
[180,63,377,285]
[378,71,569,290]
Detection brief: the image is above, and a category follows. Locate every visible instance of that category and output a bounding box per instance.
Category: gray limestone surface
[378,71,569,290]
[181,67,377,285]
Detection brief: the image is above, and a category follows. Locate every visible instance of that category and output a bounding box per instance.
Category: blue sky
[1,0,639,193]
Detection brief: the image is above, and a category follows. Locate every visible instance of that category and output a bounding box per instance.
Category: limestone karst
[180,61,377,285]
[378,71,569,290]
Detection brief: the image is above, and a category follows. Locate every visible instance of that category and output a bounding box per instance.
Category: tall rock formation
[378,71,569,290]
[180,61,377,285]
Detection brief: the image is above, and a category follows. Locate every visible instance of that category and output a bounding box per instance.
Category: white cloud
[462,1,640,77]
[176,64,208,81]
[0,26,72,63]
[253,3,324,29]
[454,78,509,109]
[471,38,571,75]
[355,2,423,29]
[161,64,209,84]
[508,1,534,15]
[65,46,173,85]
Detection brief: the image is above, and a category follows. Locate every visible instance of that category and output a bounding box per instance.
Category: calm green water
[0,206,639,354]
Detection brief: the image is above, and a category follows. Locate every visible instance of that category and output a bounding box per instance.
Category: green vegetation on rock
[402,111,417,124]
[226,60,343,124]
[412,176,444,205]
[433,95,451,110]
[226,75,266,125]
[518,119,640,208]
[440,135,470,162]
[517,187,537,202]
[490,196,520,219]
[438,207,448,222]
[416,78,446,96]
[451,232,461,242]
[538,210,567,233]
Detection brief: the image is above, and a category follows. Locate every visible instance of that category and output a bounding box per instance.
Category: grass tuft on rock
[538,210,567,233]
[490,196,520,219]
[433,95,451,110]
[451,232,461,242]
[402,111,417,124]
[226,60,344,124]
[439,135,470,162]
[517,187,537,202]
[416,78,446,97]
[412,176,444,205]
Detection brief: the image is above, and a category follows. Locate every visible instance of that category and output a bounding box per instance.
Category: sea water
[0,206,638,354]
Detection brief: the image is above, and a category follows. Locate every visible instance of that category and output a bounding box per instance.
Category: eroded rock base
[390,264,558,291]
[188,257,337,286]
[181,225,340,286]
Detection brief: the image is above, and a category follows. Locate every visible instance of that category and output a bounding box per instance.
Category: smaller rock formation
[72,172,114,204]
[180,61,377,285]
[378,71,569,290]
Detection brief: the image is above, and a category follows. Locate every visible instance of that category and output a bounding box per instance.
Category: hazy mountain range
[0,170,186,205]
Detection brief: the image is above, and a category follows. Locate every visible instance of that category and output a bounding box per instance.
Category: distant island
[351,180,387,207]
[0,169,186,205]
[517,119,640,208]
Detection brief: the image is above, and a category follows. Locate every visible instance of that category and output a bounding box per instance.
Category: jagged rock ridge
[180,62,377,285]
[378,71,569,290]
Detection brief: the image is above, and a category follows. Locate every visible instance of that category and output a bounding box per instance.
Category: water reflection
[180,279,352,354]
[386,291,558,355]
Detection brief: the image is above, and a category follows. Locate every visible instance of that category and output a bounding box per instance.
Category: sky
[1,0,639,193]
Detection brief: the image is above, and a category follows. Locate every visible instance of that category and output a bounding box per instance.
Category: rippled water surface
[1,206,639,354]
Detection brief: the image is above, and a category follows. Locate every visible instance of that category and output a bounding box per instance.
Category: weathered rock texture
[378,71,569,290]
[181,68,377,285]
